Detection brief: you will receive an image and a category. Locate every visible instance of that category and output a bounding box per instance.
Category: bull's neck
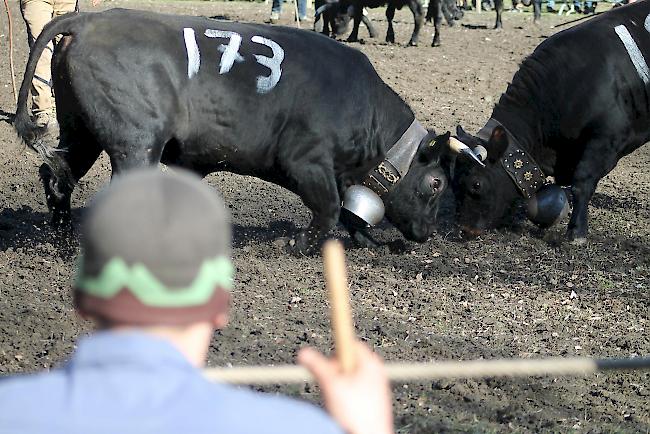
[492,102,553,174]
[489,55,557,174]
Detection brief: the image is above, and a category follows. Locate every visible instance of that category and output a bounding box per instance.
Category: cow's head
[381,132,456,242]
[451,125,521,236]
[314,0,354,35]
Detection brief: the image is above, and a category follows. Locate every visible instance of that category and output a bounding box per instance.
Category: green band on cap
[75,256,234,308]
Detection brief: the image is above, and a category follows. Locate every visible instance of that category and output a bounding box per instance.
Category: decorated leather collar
[362,119,428,198]
[477,118,547,199]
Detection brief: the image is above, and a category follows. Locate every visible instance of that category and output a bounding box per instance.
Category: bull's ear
[418,131,450,165]
[487,126,509,164]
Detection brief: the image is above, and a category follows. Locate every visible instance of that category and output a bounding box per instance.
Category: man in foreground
[0,168,394,434]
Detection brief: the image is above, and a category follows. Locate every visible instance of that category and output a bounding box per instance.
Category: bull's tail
[14,12,86,189]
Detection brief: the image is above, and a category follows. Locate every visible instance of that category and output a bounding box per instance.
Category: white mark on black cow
[182,27,285,94]
[614,13,650,85]
[183,28,200,79]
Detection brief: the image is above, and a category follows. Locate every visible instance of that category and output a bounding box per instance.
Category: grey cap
[81,168,231,287]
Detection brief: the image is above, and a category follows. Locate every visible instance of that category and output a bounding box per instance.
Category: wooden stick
[3,0,17,103]
[204,357,650,385]
[293,0,301,28]
[322,240,356,374]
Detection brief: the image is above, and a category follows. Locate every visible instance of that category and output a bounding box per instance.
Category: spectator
[20,0,101,131]
[270,0,309,24]
[0,169,394,434]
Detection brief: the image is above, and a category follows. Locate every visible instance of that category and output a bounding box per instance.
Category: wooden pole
[204,356,650,385]
[3,0,17,103]
[323,240,357,374]
[293,0,301,28]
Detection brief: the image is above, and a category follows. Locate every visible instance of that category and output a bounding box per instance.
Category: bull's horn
[315,4,334,17]
[449,137,485,167]
[473,145,488,162]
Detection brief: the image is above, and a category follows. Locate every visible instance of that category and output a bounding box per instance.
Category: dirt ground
[0,0,648,432]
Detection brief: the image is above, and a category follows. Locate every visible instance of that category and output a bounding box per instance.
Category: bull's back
[59,9,392,171]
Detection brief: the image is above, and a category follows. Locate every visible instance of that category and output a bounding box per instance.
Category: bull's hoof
[287,233,318,256]
[431,39,441,47]
[407,40,418,46]
[346,36,359,43]
[570,237,587,246]
[494,24,503,30]
[385,33,395,44]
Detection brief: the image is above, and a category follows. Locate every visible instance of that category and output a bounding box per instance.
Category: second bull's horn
[473,145,488,162]
[449,137,485,167]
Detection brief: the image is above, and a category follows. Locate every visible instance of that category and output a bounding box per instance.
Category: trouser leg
[21,0,55,115]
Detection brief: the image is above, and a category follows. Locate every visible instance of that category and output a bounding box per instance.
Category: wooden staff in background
[3,0,17,103]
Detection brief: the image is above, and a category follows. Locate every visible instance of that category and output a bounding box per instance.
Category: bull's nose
[460,225,483,238]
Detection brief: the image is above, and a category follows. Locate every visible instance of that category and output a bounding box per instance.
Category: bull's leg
[386,4,396,43]
[430,0,443,46]
[41,123,102,226]
[494,0,503,28]
[347,7,363,42]
[407,0,424,46]
[361,14,378,37]
[287,162,340,256]
[566,146,617,244]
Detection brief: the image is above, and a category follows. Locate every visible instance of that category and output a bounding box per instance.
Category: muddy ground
[0,0,648,432]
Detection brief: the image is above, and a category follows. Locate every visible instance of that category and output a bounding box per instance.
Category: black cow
[425,0,465,46]
[15,9,455,255]
[343,0,425,45]
[451,1,650,243]
[314,0,377,38]
[494,0,541,29]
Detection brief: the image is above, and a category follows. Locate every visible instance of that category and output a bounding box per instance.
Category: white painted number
[251,36,285,94]
[182,27,284,94]
[183,28,200,79]
[614,13,650,85]
[205,29,244,75]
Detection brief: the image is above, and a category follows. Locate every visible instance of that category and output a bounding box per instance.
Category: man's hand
[298,341,394,434]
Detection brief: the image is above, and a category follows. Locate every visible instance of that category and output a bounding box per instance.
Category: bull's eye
[472,180,481,192]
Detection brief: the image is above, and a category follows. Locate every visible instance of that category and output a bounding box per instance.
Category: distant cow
[319,0,426,45]
[15,9,457,255]
[494,0,541,29]
[451,1,650,243]
[314,0,377,38]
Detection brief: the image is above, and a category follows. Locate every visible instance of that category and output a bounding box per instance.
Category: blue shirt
[0,331,343,434]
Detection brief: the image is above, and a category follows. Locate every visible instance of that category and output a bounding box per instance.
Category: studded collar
[477,118,548,199]
[362,119,428,198]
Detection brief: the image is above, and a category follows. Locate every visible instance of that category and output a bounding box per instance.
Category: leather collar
[477,118,547,199]
[362,119,428,198]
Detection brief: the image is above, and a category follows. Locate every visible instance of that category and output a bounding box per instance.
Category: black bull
[452,1,650,243]
[15,9,453,255]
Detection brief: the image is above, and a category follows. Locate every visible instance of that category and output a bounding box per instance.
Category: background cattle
[14,8,454,255]
[451,1,650,243]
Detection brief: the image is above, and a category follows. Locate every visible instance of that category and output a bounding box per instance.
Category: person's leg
[270,0,282,21]
[298,0,308,20]
[20,0,55,122]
